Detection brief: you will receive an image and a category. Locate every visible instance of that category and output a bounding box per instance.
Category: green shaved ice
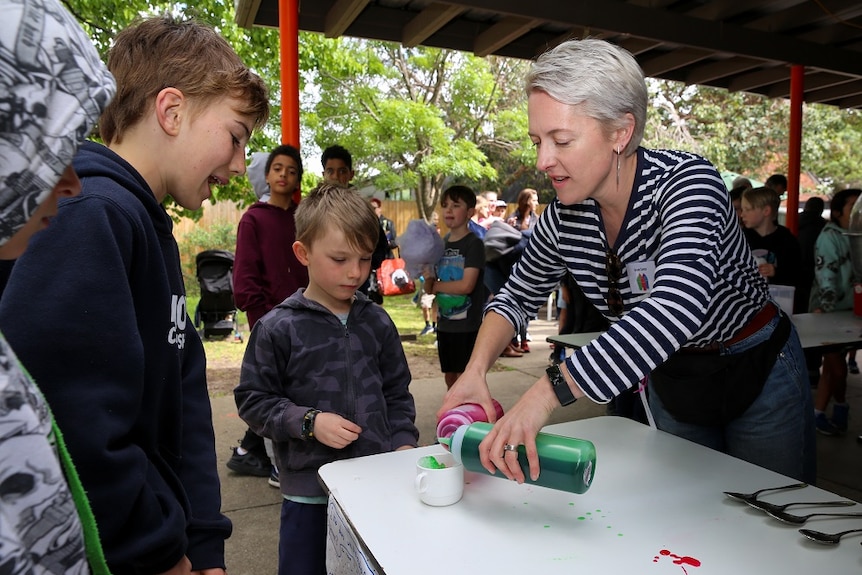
[419,455,447,469]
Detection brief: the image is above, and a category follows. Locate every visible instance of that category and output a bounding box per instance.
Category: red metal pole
[279,0,301,203]
[787,65,804,235]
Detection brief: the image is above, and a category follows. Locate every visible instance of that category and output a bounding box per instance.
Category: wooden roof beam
[402,3,465,47]
[474,15,541,57]
[835,93,862,109]
[805,78,862,103]
[324,0,370,38]
[685,56,763,84]
[728,66,790,91]
[640,48,713,77]
[766,71,859,99]
[615,36,662,56]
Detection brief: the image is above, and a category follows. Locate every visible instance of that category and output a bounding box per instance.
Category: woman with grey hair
[439,38,814,484]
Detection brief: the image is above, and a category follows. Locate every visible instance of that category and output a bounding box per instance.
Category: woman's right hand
[437,368,496,422]
[437,311,517,422]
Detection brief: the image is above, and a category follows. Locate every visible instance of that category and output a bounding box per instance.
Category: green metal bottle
[443,422,596,494]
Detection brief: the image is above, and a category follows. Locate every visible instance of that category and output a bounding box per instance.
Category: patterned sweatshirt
[809,221,855,312]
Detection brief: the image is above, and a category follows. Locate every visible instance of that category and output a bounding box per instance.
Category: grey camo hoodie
[235,288,419,497]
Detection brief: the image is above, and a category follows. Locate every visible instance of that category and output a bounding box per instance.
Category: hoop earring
[615,146,621,187]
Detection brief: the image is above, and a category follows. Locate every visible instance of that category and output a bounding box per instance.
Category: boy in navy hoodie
[0,16,269,575]
[236,183,418,575]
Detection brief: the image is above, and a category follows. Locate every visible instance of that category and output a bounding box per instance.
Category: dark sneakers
[226,447,271,477]
[268,466,280,488]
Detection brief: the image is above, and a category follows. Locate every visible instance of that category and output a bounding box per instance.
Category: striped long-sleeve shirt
[487,148,770,403]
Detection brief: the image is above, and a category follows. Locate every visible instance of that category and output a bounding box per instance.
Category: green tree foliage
[300,37,533,218]
[62,0,862,208]
[644,79,862,192]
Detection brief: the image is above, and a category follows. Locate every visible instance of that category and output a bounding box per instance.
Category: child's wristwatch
[301,409,321,440]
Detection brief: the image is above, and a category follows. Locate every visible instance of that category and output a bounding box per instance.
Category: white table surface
[547,310,862,352]
[791,311,862,351]
[319,417,862,574]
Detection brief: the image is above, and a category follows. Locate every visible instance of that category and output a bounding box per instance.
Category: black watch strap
[301,409,321,440]
[546,364,577,406]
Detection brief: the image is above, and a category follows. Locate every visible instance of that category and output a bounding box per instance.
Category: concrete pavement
[213,316,862,574]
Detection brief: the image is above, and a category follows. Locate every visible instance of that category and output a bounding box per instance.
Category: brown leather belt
[681,302,779,354]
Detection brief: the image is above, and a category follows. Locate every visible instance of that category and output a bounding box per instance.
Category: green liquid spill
[419,455,447,469]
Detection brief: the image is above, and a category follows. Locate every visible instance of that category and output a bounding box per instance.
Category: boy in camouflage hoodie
[236,183,418,575]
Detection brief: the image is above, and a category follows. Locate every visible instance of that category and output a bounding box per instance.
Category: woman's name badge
[626,260,655,294]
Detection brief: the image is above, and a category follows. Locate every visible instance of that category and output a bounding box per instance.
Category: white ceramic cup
[414,452,463,506]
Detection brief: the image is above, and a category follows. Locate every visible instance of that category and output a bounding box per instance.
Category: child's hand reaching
[313,412,362,449]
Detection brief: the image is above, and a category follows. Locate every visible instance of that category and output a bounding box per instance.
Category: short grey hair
[526,38,647,155]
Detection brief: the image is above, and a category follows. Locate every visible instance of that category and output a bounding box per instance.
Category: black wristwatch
[547,364,577,406]
[301,409,321,441]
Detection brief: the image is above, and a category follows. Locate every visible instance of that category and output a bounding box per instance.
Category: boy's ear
[293,240,310,266]
[155,87,185,136]
[468,207,476,218]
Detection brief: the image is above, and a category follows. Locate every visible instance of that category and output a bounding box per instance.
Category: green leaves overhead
[300,38,520,215]
[64,0,862,218]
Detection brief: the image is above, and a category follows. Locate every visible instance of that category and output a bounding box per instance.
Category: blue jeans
[648,312,816,483]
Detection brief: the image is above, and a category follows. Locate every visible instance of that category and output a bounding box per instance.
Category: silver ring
[503,443,517,453]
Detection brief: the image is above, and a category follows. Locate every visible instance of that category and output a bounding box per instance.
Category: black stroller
[193,249,241,341]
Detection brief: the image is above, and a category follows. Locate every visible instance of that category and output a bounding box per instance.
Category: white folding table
[319,417,862,574]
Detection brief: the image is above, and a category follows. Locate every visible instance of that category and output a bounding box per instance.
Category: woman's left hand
[477,376,559,483]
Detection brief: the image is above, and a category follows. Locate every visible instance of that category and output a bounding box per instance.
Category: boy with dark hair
[741,186,802,295]
[235,144,307,328]
[229,144,309,483]
[0,15,269,574]
[425,185,486,388]
[236,183,418,575]
[766,173,788,194]
[321,144,354,186]
[321,144,389,302]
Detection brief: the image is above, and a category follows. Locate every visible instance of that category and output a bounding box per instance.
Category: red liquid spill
[653,549,702,574]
